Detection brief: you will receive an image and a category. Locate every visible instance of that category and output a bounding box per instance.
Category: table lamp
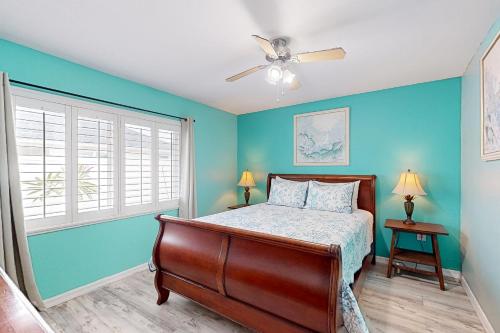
[392,169,427,225]
[238,170,256,205]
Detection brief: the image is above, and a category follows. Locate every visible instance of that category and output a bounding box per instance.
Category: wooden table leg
[431,234,445,291]
[386,231,397,278]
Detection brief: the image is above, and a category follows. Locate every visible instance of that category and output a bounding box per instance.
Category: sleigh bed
[153,174,376,333]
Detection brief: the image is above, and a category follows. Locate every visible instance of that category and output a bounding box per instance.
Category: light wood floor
[41,264,485,333]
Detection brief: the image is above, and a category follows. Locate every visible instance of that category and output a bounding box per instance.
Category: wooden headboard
[266,174,376,216]
[266,173,377,259]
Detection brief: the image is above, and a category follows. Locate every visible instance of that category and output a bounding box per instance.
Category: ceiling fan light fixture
[266,65,283,84]
[282,69,295,85]
[225,35,344,98]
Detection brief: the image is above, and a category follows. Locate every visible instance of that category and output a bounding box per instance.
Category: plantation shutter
[13,88,183,232]
[158,127,181,206]
[14,96,68,226]
[75,108,117,220]
[123,120,153,212]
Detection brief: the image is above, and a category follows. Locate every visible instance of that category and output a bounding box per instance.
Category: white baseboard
[42,263,149,309]
[461,276,495,333]
[375,256,462,281]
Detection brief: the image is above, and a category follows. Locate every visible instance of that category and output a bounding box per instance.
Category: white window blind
[13,88,182,233]
[76,112,116,215]
[123,122,153,208]
[14,96,68,222]
[158,128,180,203]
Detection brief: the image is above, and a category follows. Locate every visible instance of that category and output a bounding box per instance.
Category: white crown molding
[42,263,148,309]
[461,276,495,333]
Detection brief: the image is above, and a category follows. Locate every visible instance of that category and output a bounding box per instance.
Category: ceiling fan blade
[289,78,301,90]
[295,48,346,63]
[252,35,278,58]
[225,65,267,82]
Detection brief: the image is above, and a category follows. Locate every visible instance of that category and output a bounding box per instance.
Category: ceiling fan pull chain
[276,80,281,102]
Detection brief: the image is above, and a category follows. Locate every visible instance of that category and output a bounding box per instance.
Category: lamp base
[403,196,415,225]
[244,187,250,205]
[403,218,416,225]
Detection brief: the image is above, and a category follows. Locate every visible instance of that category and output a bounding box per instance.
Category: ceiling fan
[225,35,346,93]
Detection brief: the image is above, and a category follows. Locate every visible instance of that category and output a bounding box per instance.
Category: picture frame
[294,107,350,166]
[480,31,500,161]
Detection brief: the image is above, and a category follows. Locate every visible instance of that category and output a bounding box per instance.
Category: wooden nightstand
[227,204,251,210]
[385,219,449,290]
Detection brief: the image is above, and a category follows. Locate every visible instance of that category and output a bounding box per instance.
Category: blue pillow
[305,181,355,213]
[267,177,308,208]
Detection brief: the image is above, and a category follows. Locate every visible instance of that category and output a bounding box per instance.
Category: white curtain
[0,72,44,309]
[179,117,197,219]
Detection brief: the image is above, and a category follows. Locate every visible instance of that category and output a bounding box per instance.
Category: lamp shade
[238,170,256,187]
[392,169,427,196]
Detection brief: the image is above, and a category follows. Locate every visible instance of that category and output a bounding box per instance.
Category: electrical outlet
[416,234,427,241]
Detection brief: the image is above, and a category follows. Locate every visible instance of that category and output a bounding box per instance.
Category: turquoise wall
[28,213,167,299]
[0,37,466,301]
[237,78,462,270]
[461,19,500,331]
[0,39,238,299]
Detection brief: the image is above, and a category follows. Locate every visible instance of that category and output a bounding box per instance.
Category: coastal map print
[482,33,500,160]
[294,108,349,165]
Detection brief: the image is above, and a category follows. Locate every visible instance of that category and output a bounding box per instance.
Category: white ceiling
[0,0,499,115]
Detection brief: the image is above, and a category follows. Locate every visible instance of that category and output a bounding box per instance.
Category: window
[123,120,153,213]
[158,127,180,205]
[14,96,69,230]
[12,88,181,233]
[74,108,118,221]
[120,119,181,214]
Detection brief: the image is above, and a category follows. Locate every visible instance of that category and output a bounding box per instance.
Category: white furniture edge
[461,275,495,333]
[42,262,148,308]
[376,256,462,280]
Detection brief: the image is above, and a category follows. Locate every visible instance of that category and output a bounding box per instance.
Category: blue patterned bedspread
[193,203,372,333]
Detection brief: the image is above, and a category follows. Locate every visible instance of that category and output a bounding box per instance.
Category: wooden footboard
[153,174,376,333]
[153,215,343,333]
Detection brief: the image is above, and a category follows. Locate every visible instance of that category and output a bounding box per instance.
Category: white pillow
[305,181,355,213]
[267,178,308,208]
[351,181,360,210]
[275,176,299,183]
[310,180,360,210]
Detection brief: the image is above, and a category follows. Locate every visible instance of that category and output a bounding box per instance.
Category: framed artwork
[294,107,349,166]
[481,32,500,161]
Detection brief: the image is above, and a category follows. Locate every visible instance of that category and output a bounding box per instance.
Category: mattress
[195,203,373,285]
